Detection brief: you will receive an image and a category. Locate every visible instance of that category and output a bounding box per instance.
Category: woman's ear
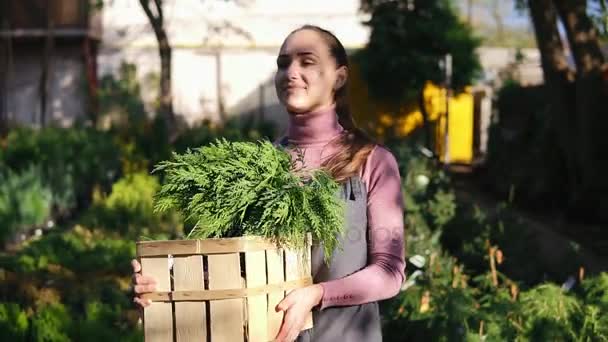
[334,66,348,90]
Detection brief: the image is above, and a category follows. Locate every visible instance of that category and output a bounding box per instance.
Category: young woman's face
[274,29,345,114]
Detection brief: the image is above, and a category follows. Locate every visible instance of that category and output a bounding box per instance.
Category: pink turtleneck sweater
[279,106,406,310]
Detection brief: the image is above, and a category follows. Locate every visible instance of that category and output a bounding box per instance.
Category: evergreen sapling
[153,139,345,261]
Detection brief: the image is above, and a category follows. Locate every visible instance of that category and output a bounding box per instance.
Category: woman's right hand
[131,259,157,309]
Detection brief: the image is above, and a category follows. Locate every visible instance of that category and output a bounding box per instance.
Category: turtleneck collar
[286,105,344,146]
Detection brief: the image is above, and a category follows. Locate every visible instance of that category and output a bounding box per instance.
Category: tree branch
[139,0,166,44]
[139,0,159,28]
[153,0,163,26]
[527,0,574,80]
[553,0,605,76]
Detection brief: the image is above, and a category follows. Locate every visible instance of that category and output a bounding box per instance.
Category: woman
[132,25,405,342]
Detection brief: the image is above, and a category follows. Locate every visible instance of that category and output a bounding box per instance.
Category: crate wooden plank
[138,277,313,302]
[301,248,314,330]
[173,255,206,342]
[141,257,173,342]
[284,249,300,282]
[284,249,313,331]
[245,251,268,342]
[208,253,244,342]
[302,236,313,330]
[266,249,284,340]
[137,237,279,257]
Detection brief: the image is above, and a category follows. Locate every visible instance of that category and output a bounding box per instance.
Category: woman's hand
[274,284,324,342]
[131,259,157,310]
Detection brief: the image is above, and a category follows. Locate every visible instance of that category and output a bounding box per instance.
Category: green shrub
[386,141,456,260]
[31,303,71,342]
[71,301,143,342]
[581,272,608,309]
[105,172,158,215]
[12,227,135,275]
[81,172,181,238]
[380,139,608,341]
[0,166,52,244]
[0,303,29,340]
[0,126,122,214]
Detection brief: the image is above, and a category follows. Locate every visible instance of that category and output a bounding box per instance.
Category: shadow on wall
[4,45,89,127]
[226,73,290,136]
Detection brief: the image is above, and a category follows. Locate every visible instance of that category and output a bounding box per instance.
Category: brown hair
[290,25,377,183]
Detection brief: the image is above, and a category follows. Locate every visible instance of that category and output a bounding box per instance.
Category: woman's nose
[286,63,300,80]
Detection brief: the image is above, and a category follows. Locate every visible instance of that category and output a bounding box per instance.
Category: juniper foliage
[153,139,345,260]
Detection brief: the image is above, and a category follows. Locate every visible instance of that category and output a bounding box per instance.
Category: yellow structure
[348,63,475,164]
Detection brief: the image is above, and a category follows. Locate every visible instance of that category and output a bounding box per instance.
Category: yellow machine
[348,64,475,165]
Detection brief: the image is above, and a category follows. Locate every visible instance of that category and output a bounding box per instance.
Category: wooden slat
[208,253,244,342]
[284,249,313,331]
[137,240,199,257]
[302,246,313,330]
[245,251,268,342]
[140,277,313,301]
[284,248,300,283]
[301,234,313,330]
[173,255,206,342]
[141,257,173,342]
[266,249,284,340]
[285,246,314,331]
[137,237,279,257]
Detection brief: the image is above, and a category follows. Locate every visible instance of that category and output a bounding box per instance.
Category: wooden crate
[136,235,313,342]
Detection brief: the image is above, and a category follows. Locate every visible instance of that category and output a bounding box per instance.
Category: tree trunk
[139,0,176,138]
[215,50,227,124]
[527,0,580,205]
[158,30,174,127]
[418,86,434,155]
[529,0,608,218]
[0,19,8,135]
[553,0,605,75]
[553,0,608,204]
[491,0,505,42]
[40,5,55,127]
[83,37,99,126]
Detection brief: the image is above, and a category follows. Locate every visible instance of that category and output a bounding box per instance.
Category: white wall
[476,47,543,87]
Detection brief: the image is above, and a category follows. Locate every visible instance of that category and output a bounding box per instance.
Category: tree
[138,0,176,138]
[588,0,608,37]
[525,0,608,217]
[458,0,537,48]
[357,0,481,146]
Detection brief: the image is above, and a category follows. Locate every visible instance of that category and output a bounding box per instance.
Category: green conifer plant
[153,139,345,261]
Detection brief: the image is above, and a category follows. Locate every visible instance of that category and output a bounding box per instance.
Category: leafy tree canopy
[357,0,482,104]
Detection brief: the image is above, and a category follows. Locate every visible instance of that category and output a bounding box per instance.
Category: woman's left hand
[274,284,324,342]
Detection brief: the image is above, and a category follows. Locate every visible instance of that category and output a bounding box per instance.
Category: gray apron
[296,176,382,342]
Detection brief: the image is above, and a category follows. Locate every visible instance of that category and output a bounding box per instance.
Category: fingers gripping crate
[136,235,313,342]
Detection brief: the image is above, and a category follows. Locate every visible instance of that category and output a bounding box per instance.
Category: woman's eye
[277,59,289,69]
[302,59,315,66]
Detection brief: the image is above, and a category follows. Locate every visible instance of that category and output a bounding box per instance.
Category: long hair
[290,25,376,183]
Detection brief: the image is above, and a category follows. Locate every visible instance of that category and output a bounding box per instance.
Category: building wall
[476,47,543,87]
[5,45,88,127]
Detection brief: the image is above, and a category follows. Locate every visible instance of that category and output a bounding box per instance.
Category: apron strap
[278,135,289,147]
[348,176,363,201]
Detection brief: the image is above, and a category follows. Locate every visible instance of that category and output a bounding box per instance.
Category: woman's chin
[284,102,313,114]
